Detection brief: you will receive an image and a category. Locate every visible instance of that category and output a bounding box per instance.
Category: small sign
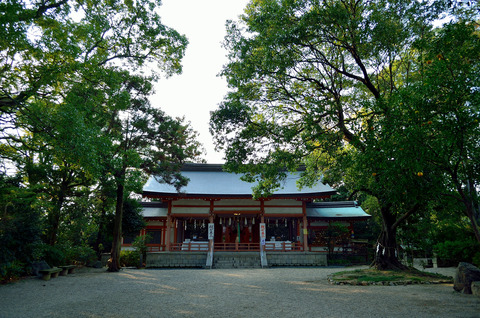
[208,223,214,240]
[261,238,266,246]
[303,228,308,235]
[260,223,266,239]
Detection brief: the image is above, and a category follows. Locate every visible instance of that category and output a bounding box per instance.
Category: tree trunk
[372,205,408,270]
[108,181,125,272]
[465,181,480,244]
[464,200,480,245]
[46,182,68,246]
[455,178,480,245]
[93,197,108,258]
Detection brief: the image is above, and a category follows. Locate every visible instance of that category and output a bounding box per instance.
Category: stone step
[213,256,261,269]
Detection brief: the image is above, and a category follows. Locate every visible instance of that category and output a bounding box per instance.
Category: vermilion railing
[170,242,209,252]
[214,242,260,251]
[146,241,305,252]
[146,245,166,252]
[264,241,304,252]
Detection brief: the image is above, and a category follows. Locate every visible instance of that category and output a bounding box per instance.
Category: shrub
[60,244,97,265]
[0,260,25,283]
[0,175,43,281]
[472,252,480,267]
[132,234,151,265]
[36,244,66,267]
[433,238,479,266]
[120,250,140,267]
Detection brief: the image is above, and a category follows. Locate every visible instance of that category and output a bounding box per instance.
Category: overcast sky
[150,0,250,163]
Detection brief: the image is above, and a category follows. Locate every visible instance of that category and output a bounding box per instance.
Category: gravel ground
[0,266,478,318]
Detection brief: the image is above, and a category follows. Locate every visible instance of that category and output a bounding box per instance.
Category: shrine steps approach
[213,252,262,269]
[144,251,328,268]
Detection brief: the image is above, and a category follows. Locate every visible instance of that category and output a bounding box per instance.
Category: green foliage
[117,235,151,268]
[0,0,204,274]
[36,244,66,267]
[104,86,203,271]
[34,242,97,266]
[331,268,452,284]
[58,195,99,246]
[473,252,480,267]
[433,238,480,266]
[210,0,480,268]
[0,260,25,283]
[132,234,151,256]
[328,254,368,266]
[57,243,97,265]
[120,250,140,268]
[0,174,43,280]
[122,199,146,237]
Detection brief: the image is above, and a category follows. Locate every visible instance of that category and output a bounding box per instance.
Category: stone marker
[453,262,480,294]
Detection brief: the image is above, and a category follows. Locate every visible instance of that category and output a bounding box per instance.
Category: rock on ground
[454,262,480,294]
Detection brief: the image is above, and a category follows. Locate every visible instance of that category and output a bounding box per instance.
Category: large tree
[1,1,204,272]
[0,0,186,113]
[102,74,202,272]
[412,21,480,243]
[1,0,188,247]
[210,0,479,269]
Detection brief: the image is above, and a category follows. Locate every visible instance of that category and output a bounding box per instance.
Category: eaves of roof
[142,164,336,199]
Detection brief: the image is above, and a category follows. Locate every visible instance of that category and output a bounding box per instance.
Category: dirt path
[0,266,478,318]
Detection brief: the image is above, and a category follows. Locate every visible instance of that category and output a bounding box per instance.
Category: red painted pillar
[303,202,308,252]
[166,201,172,251]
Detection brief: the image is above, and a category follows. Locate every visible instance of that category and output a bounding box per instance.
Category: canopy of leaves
[0,0,204,275]
[210,0,480,267]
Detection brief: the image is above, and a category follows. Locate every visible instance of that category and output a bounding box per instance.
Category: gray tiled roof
[143,164,336,198]
[306,201,370,219]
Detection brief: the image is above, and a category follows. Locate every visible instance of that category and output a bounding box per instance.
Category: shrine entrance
[214,215,260,251]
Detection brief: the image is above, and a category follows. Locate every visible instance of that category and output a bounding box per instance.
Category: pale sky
[151,0,251,163]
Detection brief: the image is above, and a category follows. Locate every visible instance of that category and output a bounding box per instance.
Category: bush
[35,244,66,267]
[60,244,97,265]
[33,243,97,266]
[0,175,43,281]
[0,260,25,283]
[433,238,480,266]
[120,250,140,267]
[472,252,480,267]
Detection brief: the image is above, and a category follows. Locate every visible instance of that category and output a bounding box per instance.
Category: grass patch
[330,268,452,285]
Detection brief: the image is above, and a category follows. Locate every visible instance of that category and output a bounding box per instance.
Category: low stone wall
[146,252,328,268]
[267,252,327,267]
[146,252,207,268]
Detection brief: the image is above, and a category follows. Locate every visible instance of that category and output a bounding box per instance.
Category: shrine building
[123,163,370,268]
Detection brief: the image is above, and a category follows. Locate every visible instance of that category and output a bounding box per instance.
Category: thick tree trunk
[108,182,125,272]
[465,181,480,244]
[46,182,68,246]
[455,178,480,245]
[464,200,480,245]
[372,205,407,270]
[46,209,61,246]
